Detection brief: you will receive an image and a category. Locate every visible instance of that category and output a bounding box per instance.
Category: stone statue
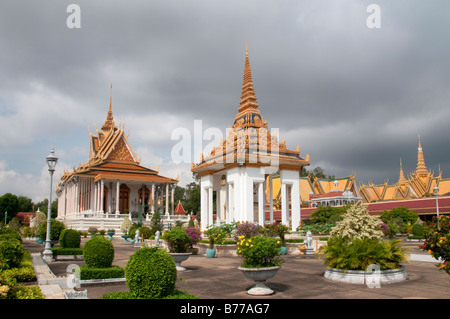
[306,231,313,249]
[155,230,161,247]
[135,229,141,244]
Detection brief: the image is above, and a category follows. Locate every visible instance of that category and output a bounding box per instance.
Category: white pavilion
[191,46,310,231]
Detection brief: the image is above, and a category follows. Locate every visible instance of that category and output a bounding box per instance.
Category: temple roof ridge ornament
[398,158,407,185]
[101,84,118,133]
[416,133,429,177]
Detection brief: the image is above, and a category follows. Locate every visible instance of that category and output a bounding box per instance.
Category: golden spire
[101,83,118,132]
[398,158,407,185]
[238,43,259,113]
[416,134,428,177]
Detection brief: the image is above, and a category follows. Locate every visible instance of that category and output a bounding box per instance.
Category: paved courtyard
[23,237,450,300]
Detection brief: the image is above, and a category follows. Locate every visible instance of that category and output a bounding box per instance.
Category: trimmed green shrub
[412,223,424,237]
[125,247,177,299]
[59,229,81,248]
[2,250,36,282]
[3,267,36,282]
[80,265,124,280]
[83,236,114,268]
[38,219,65,241]
[51,247,83,256]
[0,239,24,269]
[0,233,22,243]
[14,286,44,299]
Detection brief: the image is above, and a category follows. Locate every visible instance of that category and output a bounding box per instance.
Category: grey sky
[1,0,449,202]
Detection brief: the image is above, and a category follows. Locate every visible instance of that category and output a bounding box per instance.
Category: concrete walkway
[24,238,450,300]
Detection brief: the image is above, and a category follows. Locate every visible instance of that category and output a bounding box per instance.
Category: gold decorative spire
[101,84,118,132]
[416,134,428,177]
[238,43,259,113]
[398,158,407,185]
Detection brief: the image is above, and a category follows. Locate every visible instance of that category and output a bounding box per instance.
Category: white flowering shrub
[329,201,383,241]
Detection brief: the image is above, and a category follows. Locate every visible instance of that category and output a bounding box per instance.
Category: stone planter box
[324,266,408,285]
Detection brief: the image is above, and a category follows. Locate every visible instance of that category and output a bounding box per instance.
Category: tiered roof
[58,91,177,189]
[359,135,450,202]
[192,45,309,176]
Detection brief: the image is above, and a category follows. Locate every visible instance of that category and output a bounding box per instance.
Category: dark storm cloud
[1,0,450,200]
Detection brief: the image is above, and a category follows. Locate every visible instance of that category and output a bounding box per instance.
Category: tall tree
[0,193,19,224]
[183,182,200,215]
[17,195,34,212]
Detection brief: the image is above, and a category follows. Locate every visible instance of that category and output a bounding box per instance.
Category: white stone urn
[170,252,192,271]
[238,266,281,295]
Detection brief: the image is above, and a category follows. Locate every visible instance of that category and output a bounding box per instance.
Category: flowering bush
[264,223,290,245]
[236,236,283,268]
[329,202,383,241]
[184,227,202,247]
[203,226,228,249]
[422,215,450,275]
[233,221,261,240]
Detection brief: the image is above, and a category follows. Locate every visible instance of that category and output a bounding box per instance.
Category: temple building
[192,46,310,231]
[56,91,184,232]
[359,135,450,202]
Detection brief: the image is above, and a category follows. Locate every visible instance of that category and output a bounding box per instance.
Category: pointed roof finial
[398,158,407,185]
[238,42,259,113]
[101,83,118,133]
[416,133,428,177]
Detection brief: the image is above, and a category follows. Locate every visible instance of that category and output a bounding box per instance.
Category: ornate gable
[107,137,135,162]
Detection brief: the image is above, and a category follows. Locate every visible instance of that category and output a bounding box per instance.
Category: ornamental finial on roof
[101,83,118,132]
[238,43,259,113]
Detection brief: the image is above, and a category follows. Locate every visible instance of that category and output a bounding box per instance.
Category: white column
[291,177,301,232]
[100,179,104,213]
[200,185,208,231]
[115,180,120,214]
[151,182,155,213]
[258,181,264,225]
[226,182,230,224]
[281,182,288,226]
[171,184,175,214]
[165,184,169,215]
[216,189,221,226]
[141,185,145,216]
[208,187,213,227]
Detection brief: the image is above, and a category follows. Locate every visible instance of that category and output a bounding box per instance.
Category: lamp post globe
[42,148,58,263]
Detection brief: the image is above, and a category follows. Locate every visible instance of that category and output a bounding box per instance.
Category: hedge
[80,265,124,280]
[51,247,84,256]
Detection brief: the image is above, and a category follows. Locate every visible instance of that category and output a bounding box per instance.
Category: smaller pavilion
[56,90,182,232]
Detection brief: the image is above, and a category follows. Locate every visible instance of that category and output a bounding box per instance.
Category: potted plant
[184,226,202,255]
[120,217,132,242]
[265,222,290,255]
[107,229,115,241]
[236,235,283,295]
[161,226,192,271]
[203,226,227,258]
[318,202,410,285]
[88,227,98,238]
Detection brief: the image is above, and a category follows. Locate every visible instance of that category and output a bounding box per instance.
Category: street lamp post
[42,148,58,263]
[433,184,440,220]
